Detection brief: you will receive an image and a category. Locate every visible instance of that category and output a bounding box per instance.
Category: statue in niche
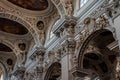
[37,21,44,30]
[39,30,45,45]
[37,21,45,45]
[7,58,13,72]
[19,51,27,66]
[18,43,27,66]
[22,52,27,65]
[65,1,73,16]
[18,43,26,51]
[99,15,109,29]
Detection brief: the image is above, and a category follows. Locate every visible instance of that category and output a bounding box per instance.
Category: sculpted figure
[84,18,90,37]
[37,21,45,45]
[91,18,97,32]
[39,30,45,45]
[19,52,27,65]
[37,21,44,30]
[116,61,120,80]
[67,24,75,35]
[76,33,84,49]
[99,15,108,29]
[65,1,73,16]
[18,43,26,51]
[18,43,27,66]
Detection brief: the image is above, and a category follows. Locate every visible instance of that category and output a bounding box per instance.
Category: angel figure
[39,30,45,45]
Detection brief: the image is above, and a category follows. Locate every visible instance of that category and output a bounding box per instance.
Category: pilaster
[57,17,76,80]
[12,66,25,80]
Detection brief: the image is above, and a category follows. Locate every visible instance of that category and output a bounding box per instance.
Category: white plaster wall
[114,15,120,48]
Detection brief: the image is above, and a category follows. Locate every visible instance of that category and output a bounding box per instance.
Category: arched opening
[44,62,61,80]
[83,53,110,80]
[78,29,118,80]
[0,42,17,80]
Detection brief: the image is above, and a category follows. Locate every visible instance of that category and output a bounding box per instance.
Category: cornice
[0,31,32,40]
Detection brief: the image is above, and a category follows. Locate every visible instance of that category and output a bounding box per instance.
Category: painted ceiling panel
[7,0,48,11]
[0,18,28,35]
[0,43,12,52]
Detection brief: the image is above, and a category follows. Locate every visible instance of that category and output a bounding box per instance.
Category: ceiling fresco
[0,43,12,52]
[7,0,48,11]
[0,18,28,35]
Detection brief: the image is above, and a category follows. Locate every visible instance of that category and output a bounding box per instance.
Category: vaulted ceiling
[0,0,59,75]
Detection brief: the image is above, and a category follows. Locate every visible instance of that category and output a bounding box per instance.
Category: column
[60,22,76,80]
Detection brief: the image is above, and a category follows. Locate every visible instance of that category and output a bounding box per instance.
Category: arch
[0,39,17,55]
[0,13,40,46]
[77,29,117,79]
[78,29,115,68]
[44,62,61,80]
[83,53,109,72]
[0,40,18,72]
[51,0,66,17]
[0,61,8,80]
[44,16,60,47]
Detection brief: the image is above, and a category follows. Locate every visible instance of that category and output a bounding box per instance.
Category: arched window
[0,74,3,80]
[80,0,89,7]
[50,31,54,38]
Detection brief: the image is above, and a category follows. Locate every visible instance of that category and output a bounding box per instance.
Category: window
[50,31,54,38]
[80,0,89,7]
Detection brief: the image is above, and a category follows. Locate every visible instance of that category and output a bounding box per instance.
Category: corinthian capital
[12,66,25,80]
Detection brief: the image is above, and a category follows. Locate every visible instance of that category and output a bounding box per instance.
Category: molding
[107,40,119,50]
[0,0,55,16]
